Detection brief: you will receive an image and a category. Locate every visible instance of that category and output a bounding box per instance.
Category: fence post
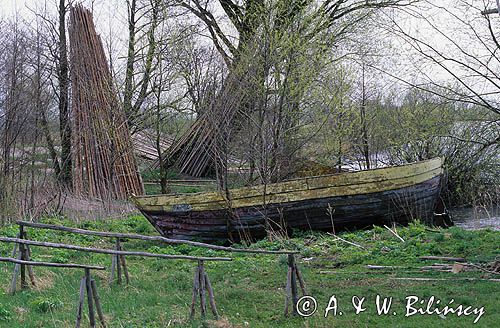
[19,225,28,290]
[85,268,96,327]
[285,254,306,316]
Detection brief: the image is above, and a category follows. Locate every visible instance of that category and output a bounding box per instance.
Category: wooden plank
[294,263,307,295]
[284,266,292,316]
[26,245,36,286]
[0,238,232,261]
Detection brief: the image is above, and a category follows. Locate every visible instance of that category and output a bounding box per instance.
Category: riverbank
[0,216,498,327]
[452,206,500,231]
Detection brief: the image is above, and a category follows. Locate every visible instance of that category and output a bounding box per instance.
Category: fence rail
[0,257,105,270]
[0,237,232,262]
[17,221,298,254]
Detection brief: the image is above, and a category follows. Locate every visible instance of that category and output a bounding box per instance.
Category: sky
[0,0,128,52]
[1,0,499,106]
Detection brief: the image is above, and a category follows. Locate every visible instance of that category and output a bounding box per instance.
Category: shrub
[31,297,63,313]
[0,306,11,321]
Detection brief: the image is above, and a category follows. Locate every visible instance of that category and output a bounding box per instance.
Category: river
[451,206,500,231]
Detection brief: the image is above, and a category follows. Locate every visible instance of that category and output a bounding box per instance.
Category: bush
[31,297,63,313]
[0,306,11,321]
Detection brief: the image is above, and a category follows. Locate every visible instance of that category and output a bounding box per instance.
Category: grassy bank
[0,216,498,327]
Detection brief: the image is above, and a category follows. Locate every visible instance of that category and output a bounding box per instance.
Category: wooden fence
[0,220,306,325]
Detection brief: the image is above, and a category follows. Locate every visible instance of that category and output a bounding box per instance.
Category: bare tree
[123,0,164,128]
[167,0,419,177]
[57,0,72,188]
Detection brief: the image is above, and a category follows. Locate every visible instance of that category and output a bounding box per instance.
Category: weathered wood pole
[190,261,219,320]
[9,244,22,294]
[284,263,292,316]
[85,269,96,327]
[11,236,19,257]
[189,265,200,319]
[294,263,307,295]
[117,238,130,284]
[19,225,27,290]
[76,277,86,328]
[115,239,122,285]
[119,254,130,284]
[108,255,116,286]
[26,245,36,286]
[109,238,129,285]
[198,260,207,318]
[204,272,219,319]
[284,254,301,316]
[90,279,106,327]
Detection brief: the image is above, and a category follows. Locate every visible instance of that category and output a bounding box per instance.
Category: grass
[0,216,498,327]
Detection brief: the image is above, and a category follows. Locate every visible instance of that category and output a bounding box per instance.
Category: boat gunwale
[132,157,444,199]
[141,176,438,220]
[134,159,443,211]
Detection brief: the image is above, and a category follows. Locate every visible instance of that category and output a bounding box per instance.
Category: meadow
[0,216,498,327]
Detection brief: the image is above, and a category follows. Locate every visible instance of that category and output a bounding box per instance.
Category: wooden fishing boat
[132,158,444,243]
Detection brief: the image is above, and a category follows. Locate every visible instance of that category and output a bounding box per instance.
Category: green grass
[0,217,498,327]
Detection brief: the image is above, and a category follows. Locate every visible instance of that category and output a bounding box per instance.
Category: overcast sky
[1,0,498,103]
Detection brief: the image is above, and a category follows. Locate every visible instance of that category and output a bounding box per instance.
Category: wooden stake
[90,279,106,327]
[26,245,36,286]
[115,239,122,285]
[190,265,200,319]
[85,269,96,328]
[9,248,22,294]
[204,272,219,319]
[108,255,115,286]
[284,265,292,316]
[19,226,27,290]
[119,254,130,284]
[11,234,19,257]
[384,225,405,242]
[288,254,298,315]
[116,239,130,284]
[76,277,86,328]
[294,263,307,295]
[198,260,207,318]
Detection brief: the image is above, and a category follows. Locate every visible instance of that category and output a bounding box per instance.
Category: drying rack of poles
[0,256,106,328]
[3,221,307,321]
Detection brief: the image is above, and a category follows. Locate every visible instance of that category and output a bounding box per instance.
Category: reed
[69,5,143,200]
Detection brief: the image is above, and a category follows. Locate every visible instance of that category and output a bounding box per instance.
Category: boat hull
[136,160,443,243]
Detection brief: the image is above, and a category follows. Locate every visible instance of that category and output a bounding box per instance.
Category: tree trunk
[58,0,72,188]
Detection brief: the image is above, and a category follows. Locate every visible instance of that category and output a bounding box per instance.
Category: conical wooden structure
[69,5,143,199]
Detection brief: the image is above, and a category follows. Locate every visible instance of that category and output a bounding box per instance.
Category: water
[451,206,500,231]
